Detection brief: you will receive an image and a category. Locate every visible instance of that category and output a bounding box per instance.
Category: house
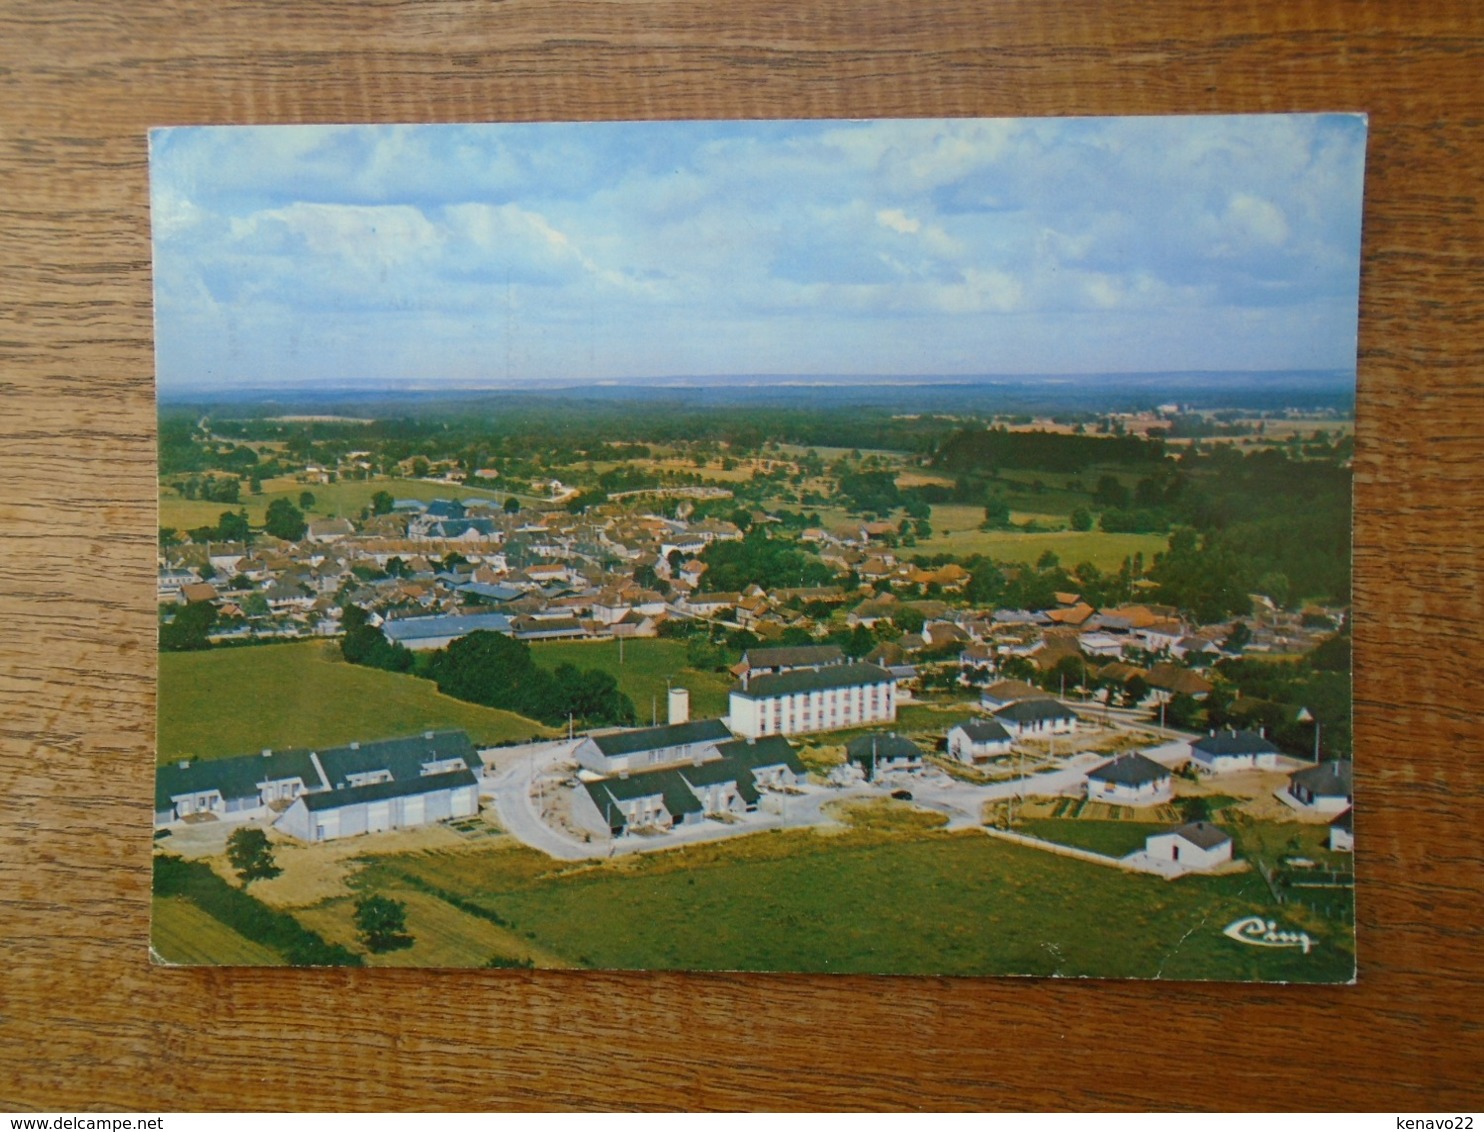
[979,679,1046,711]
[1286,759,1354,813]
[739,644,844,676]
[1085,752,1173,807]
[1328,807,1354,852]
[845,732,923,779]
[1146,662,1214,699]
[1189,728,1282,774]
[178,581,220,606]
[729,662,896,739]
[157,730,483,842]
[684,590,741,616]
[993,697,1079,737]
[573,718,732,776]
[571,734,807,837]
[946,719,1014,764]
[307,517,356,543]
[1144,821,1234,870]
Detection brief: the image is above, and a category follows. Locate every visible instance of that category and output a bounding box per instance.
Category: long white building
[728,661,896,738]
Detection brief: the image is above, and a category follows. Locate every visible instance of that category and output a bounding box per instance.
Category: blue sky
[149,115,1367,391]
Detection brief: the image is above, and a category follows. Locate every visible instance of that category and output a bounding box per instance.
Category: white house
[1085,752,1173,807]
[572,718,732,776]
[845,732,923,780]
[571,734,807,838]
[946,719,1014,764]
[156,730,484,843]
[979,679,1048,711]
[1287,759,1353,813]
[277,768,478,842]
[993,697,1079,737]
[1188,728,1282,774]
[1328,807,1354,852]
[1144,821,1234,870]
[729,662,896,739]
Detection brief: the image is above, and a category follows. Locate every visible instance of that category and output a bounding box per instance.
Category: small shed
[1145,821,1234,870]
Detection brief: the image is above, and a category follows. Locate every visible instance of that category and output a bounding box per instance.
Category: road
[486,740,1114,859]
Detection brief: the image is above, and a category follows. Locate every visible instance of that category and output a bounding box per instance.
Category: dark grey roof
[584,768,704,824]
[1167,821,1231,850]
[846,733,923,764]
[733,662,894,700]
[714,735,807,776]
[994,697,1078,724]
[678,759,760,806]
[299,768,477,811]
[591,718,731,758]
[381,611,512,642]
[1191,729,1280,756]
[1330,807,1353,832]
[1290,759,1353,796]
[318,730,478,786]
[1087,752,1171,787]
[156,747,321,811]
[952,719,1013,744]
[743,645,844,670]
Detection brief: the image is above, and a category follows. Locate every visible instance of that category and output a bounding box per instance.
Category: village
[155,413,1354,893]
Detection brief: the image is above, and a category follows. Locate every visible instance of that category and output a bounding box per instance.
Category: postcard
[150,115,1362,979]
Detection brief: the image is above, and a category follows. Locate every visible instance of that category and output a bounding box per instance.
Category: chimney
[178,760,189,770]
[1258,726,1265,738]
[261,748,272,758]
[425,730,435,740]
[668,686,691,726]
[350,741,360,750]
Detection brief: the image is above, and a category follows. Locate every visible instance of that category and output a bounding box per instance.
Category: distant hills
[159,369,1355,416]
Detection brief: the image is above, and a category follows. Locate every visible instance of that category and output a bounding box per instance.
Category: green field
[342,805,1354,981]
[919,508,1169,569]
[1017,818,1172,858]
[159,641,553,762]
[293,887,567,969]
[158,475,537,532]
[151,896,285,966]
[527,637,734,722]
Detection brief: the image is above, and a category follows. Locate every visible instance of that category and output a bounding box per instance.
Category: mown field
[159,641,553,762]
[337,802,1355,981]
[527,637,734,722]
[1017,818,1172,859]
[150,895,285,966]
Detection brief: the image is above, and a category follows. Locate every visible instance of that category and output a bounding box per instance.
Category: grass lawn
[159,641,554,762]
[151,896,286,966]
[918,516,1169,569]
[293,887,570,969]
[1016,818,1174,859]
[351,808,1355,981]
[527,638,734,722]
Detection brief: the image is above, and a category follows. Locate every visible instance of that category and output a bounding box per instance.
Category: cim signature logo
[1222,915,1315,954]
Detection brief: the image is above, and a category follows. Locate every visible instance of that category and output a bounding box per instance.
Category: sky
[149,114,1368,392]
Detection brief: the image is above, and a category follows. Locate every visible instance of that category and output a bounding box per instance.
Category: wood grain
[2,0,1481,1112]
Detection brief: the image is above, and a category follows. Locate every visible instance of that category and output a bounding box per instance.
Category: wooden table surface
[2,0,1481,1113]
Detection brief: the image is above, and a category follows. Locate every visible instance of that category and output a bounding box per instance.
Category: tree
[370,490,395,515]
[1121,674,1150,708]
[1222,621,1253,653]
[981,497,1012,529]
[1177,795,1211,823]
[215,509,250,544]
[504,496,522,514]
[298,491,316,509]
[226,827,281,887]
[159,601,216,651]
[264,497,307,541]
[1069,507,1093,532]
[353,895,413,953]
